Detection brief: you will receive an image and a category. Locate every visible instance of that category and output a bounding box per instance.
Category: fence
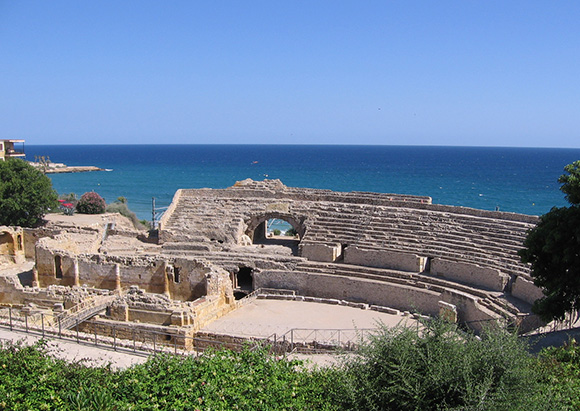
[0,306,259,356]
[0,305,374,357]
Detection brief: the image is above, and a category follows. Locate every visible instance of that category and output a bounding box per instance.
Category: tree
[519,161,580,322]
[559,160,580,205]
[0,159,58,227]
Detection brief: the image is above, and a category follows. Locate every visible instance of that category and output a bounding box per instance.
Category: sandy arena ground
[201,299,416,338]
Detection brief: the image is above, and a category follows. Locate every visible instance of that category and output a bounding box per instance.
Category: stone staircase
[54,294,117,330]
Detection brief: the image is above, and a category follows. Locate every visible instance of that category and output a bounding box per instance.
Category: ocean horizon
[24,144,580,221]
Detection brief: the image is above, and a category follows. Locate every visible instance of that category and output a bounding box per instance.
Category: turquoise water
[25,145,580,221]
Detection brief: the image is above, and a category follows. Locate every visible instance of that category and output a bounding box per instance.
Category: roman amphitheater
[0,179,551,351]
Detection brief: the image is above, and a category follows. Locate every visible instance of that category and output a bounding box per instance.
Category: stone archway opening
[0,232,14,255]
[246,213,304,256]
[232,266,253,300]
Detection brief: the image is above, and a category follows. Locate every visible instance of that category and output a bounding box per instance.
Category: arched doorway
[232,266,253,300]
[245,213,304,256]
[0,232,14,256]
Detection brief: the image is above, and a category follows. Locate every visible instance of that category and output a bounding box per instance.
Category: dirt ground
[201,299,416,338]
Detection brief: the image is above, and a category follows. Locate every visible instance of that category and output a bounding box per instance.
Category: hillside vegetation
[1,319,579,410]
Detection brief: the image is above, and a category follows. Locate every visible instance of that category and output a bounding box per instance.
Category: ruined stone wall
[254,269,509,327]
[23,228,39,259]
[300,243,342,262]
[343,246,427,272]
[0,275,24,305]
[166,258,210,302]
[255,269,442,317]
[511,276,545,305]
[0,227,25,265]
[431,259,510,292]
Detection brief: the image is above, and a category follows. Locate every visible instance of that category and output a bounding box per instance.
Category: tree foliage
[519,161,580,322]
[0,159,58,227]
[520,206,580,321]
[558,160,580,205]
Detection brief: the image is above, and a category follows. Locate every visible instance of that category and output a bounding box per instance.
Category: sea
[24,145,580,222]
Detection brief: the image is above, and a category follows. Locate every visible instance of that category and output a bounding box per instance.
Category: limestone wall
[0,227,25,264]
[166,258,208,301]
[512,276,544,305]
[158,189,183,242]
[254,269,510,327]
[0,275,24,305]
[77,318,196,350]
[344,246,427,272]
[431,259,510,292]
[300,243,342,262]
[23,229,39,259]
[255,269,441,317]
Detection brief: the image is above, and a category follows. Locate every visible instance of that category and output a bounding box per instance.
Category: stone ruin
[0,179,548,349]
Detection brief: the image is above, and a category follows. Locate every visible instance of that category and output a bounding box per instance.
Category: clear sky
[1,1,578,147]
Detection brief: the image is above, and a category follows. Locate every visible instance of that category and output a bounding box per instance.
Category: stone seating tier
[159,181,536,288]
[292,261,522,319]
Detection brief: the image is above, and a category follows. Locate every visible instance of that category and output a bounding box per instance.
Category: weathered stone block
[438,300,457,323]
[511,276,544,305]
[301,243,342,262]
[344,246,427,272]
[431,259,509,291]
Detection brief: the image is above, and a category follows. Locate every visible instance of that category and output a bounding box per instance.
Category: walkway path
[0,327,148,369]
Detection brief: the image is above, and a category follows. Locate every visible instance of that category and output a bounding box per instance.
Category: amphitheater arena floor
[200,299,417,338]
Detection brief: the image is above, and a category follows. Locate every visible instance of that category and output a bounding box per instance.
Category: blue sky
[1,1,578,147]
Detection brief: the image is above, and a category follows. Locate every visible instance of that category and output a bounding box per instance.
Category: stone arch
[0,231,15,256]
[245,212,306,242]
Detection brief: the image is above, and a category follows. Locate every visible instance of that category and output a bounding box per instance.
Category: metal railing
[0,305,378,357]
[54,294,117,329]
[0,306,257,356]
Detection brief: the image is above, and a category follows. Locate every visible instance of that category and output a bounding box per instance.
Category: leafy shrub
[0,342,337,410]
[76,192,106,214]
[336,319,556,410]
[59,192,78,203]
[106,201,145,229]
[539,339,580,408]
[286,227,298,236]
[2,329,578,410]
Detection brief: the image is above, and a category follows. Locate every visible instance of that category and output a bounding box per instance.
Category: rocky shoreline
[29,162,104,174]
[43,165,104,174]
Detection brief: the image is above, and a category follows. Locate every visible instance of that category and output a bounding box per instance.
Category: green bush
[0,342,336,411]
[285,227,298,236]
[106,201,145,229]
[2,322,577,410]
[76,192,106,214]
[539,339,580,408]
[335,319,556,410]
